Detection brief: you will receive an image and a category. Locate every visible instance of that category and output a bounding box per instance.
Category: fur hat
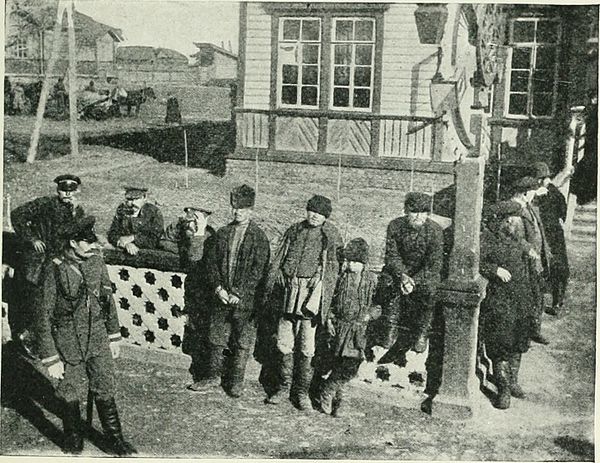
[343,238,369,264]
[404,192,431,213]
[530,162,551,179]
[306,195,332,218]
[124,186,148,199]
[230,184,255,209]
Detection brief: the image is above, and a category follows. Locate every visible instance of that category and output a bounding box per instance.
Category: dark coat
[536,185,569,276]
[516,201,551,276]
[328,270,381,359]
[264,220,343,325]
[383,216,443,295]
[203,220,270,314]
[161,219,216,270]
[34,252,121,367]
[107,202,164,250]
[11,196,85,284]
[480,224,534,358]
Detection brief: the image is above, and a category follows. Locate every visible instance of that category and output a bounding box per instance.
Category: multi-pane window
[506,18,560,118]
[9,36,28,58]
[331,18,375,110]
[278,17,321,108]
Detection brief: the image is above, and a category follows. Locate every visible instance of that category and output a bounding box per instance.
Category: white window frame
[330,17,376,112]
[504,17,561,119]
[277,17,322,109]
[9,35,29,59]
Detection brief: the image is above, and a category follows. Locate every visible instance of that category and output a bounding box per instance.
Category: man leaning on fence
[188,185,270,398]
[107,186,164,256]
[377,192,444,366]
[33,216,136,456]
[10,174,85,346]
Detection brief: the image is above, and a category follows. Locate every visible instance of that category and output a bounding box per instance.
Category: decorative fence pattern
[107,264,187,352]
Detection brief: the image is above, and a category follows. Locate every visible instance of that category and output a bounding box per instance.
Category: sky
[75,0,240,59]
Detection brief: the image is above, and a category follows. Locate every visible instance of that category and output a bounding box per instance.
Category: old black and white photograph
[1,0,597,459]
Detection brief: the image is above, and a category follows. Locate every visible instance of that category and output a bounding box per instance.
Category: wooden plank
[237,1,247,111]
[275,117,319,152]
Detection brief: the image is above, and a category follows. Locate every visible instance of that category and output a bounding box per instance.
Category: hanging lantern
[414,4,448,45]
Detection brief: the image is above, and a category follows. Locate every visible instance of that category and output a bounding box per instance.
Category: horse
[124,86,156,116]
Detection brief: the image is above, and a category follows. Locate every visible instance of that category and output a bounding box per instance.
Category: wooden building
[233,3,597,202]
[115,46,193,85]
[190,42,238,86]
[5,1,123,80]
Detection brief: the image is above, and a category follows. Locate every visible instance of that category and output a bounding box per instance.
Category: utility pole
[27,0,78,163]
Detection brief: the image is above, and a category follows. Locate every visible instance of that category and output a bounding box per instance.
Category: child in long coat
[319,238,381,417]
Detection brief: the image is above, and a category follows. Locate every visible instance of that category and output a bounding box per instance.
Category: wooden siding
[238,112,269,148]
[243,3,271,110]
[379,119,432,159]
[379,4,440,117]
[275,116,319,152]
[327,119,371,156]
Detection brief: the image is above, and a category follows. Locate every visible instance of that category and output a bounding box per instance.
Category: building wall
[214,52,238,80]
[379,4,440,117]
[242,2,272,110]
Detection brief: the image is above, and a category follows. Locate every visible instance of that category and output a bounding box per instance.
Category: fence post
[563,106,586,240]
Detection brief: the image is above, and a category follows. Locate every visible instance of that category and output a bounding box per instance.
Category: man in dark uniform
[509,176,552,345]
[531,162,570,316]
[34,216,136,456]
[377,192,443,365]
[10,174,85,341]
[190,185,270,398]
[107,186,164,255]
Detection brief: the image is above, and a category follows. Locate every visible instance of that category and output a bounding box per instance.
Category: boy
[319,238,381,417]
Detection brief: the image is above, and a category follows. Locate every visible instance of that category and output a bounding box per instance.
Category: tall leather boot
[228,349,250,398]
[95,397,137,456]
[294,354,314,411]
[266,353,293,404]
[509,353,526,399]
[62,400,84,455]
[187,345,224,391]
[494,361,511,410]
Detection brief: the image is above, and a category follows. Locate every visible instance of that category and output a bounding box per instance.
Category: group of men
[4,159,571,453]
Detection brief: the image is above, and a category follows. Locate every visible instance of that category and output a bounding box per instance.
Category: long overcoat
[480,223,534,359]
[203,220,271,315]
[536,184,569,280]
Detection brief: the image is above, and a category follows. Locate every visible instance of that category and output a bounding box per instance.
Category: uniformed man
[107,186,164,255]
[10,174,85,340]
[377,192,443,365]
[34,216,136,456]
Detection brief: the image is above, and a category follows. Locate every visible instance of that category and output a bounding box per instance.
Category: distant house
[5,1,123,80]
[116,46,192,85]
[190,42,238,85]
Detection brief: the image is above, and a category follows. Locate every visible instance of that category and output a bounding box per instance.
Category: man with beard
[190,185,270,397]
[34,216,136,456]
[10,175,86,344]
[262,195,343,410]
[377,192,443,366]
[107,186,164,255]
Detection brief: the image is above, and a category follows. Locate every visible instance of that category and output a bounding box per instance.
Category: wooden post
[337,150,342,202]
[254,147,259,195]
[563,106,586,239]
[27,2,67,163]
[183,128,189,189]
[66,0,79,156]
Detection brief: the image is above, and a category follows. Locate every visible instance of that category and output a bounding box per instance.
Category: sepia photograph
[1,0,597,459]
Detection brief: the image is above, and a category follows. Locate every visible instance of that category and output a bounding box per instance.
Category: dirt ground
[1,147,596,459]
